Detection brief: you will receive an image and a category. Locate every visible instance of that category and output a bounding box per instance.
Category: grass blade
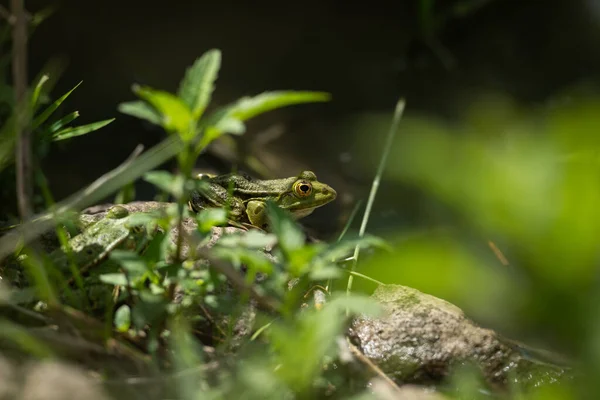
[52,118,115,141]
[346,99,406,301]
[32,81,82,130]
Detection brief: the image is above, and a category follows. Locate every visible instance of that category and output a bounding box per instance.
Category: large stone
[348,284,568,391]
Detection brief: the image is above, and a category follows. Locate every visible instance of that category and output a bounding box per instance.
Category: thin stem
[12,0,32,218]
[346,99,406,300]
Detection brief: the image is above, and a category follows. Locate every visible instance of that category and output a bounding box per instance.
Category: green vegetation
[1,2,600,399]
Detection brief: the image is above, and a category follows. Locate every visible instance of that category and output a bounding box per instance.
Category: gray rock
[349,284,568,390]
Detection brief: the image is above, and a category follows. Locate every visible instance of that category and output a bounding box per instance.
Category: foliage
[0,48,391,399]
[0,14,114,217]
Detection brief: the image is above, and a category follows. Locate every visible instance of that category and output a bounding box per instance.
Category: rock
[348,284,568,391]
[20,361,110,400]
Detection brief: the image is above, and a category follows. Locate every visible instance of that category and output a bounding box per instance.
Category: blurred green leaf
[308,266,342,280]
[216,230,277,249]
[99,272,128,286]
[143,170,185,198]
[114,304,131,332]
[109,250,148,280]
[229,91,331,121]
[177,49,221,119]
[30,74,49,110]
[213,247,274,275]
[0,319,54,358]
[196,91,331,148]
[0,114,16,174]
[51,118,114,141]
[32,80,81,130]
[270,292,379,392]
[196,207,228,232]
[118,100,162,126]
[114,181,136,204]
[266,200,305,256]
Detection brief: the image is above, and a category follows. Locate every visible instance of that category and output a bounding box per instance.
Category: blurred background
[12,0,600,235]
[5,0,600,374]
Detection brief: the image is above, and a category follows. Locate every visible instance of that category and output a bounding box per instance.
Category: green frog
[188,170,337,229]
[49,205,152,277]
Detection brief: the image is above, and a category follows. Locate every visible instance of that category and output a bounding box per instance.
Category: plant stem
[12,0,32,218]
[346,99,406,300]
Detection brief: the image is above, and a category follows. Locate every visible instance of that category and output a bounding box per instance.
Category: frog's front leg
[245,200,269,228]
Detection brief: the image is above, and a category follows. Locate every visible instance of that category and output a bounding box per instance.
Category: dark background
[10,0,600,234]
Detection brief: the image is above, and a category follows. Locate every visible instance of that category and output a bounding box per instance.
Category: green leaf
[51,118,114,141]
[195,91,329,149]
[118,100,162,126]
[48,111,79,133]
[196,207,228,232]
[143,170,185,198]
[99,272,128,286]
[213,116,245,135]
[313,235,389,268]
[229,91,331,121]
[309,266,342,281]
[126,211,162,227]
[133,85,193,137]
[266,200,305,254]
[213,247,274,274]
[326,293,382,317]
[216,230,277,249]
[114,305,131,332]
[108,250,147,279]
[32,81,82,130]
[30,74,49,110]
[269,292,380,392]
[177,49,221,119]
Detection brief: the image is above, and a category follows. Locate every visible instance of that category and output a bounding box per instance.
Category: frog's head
[279,170,337,219]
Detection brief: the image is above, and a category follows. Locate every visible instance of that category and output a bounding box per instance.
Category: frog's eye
[293,181,312,197]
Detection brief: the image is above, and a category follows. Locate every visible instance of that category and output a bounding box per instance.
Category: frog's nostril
[323,186,337,199]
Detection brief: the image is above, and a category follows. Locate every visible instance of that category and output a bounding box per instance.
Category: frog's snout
[321,185,337,200]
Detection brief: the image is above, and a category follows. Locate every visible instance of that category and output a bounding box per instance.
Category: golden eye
[293,181,312,197]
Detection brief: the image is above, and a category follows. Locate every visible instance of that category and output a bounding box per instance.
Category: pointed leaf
[32,81,82,130]
[52,118,114,141]
[30,74,49,110]
[133,85,193,137]
[177,49,221,119]
[48,111,79,133]
[195,91,330,148]
[230,91,331,121]
[118,100,161,126]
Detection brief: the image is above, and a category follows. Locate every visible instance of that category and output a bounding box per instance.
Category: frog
[2,205,157,313]
[188,170,337,229]
[48,205,152,278]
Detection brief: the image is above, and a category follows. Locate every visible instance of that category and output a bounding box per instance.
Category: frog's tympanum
[188,170,337,229]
